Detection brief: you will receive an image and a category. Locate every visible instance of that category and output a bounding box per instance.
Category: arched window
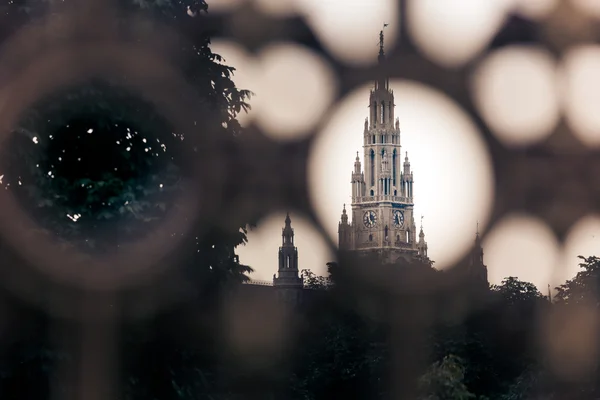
[370,189,374,196]
[406,230,410,243]
[393,149,397,185]
[396,234,400,242]
[384,225,389,241]
[286,255,290,268]
[370,150,375,186]
[381,101,385,124]
[373,102,377,127]
[369,234,373,242]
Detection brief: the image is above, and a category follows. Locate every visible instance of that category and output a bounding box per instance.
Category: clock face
[393,210,404,227]
[363,210,377,228]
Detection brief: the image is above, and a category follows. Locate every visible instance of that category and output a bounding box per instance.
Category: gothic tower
[417,216,428,260]
[338,29,429,265]
[467,228,488,286]
[274,213,303,302]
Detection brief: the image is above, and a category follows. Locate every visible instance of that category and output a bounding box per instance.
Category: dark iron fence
[0,0,598,399]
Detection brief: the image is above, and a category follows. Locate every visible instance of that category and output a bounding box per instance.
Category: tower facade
[274,213,303,302]
[467,230,488,286]
[339,29,427,265]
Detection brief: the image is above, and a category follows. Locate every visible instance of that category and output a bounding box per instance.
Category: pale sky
[236,79,494,282]
[214,0,600,292]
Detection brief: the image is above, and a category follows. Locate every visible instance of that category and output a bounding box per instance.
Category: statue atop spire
[379,23,389,63]
[375,24,390,91]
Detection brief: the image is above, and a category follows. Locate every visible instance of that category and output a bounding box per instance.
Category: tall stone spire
[402,152,413,199]
[378,28,385,61]
[352,152,366,202]
[338,27,429,267]
[354,151,361,174]
[376,24,389,91]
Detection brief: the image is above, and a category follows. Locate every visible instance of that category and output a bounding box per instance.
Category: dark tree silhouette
[0,1,254,399]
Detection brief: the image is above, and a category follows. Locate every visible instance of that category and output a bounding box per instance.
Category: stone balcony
[355,195,412,203]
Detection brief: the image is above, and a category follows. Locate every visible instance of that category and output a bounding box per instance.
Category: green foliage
[0,1,253,399]
[3,81,182,250]
[431,276,548,399]
[8,4,600,400]
[555,255,600,306]
[121,329,221,400]
[293,301,385,400]
[301,269,330,290]
[491,277,543,305]
[500,365,546,400]
[0,0,252,257]
[418,355,475,400]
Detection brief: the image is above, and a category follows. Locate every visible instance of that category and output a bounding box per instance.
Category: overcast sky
[213,0,600,292]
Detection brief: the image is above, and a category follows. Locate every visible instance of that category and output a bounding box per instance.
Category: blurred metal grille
[0,0,598,399]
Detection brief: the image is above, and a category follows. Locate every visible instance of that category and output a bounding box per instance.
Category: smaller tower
[274,213,303,303]
[417,216,428,258]
[338,204,351,250]
[467,225,488,286]
[352,152,365,202]
[402,152,413,199]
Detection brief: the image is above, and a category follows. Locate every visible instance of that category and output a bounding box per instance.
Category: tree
[431,277,545,399]
[286,263,387,399]
[555,255,600,306]
[292,290,385,400]
[418,355,476,400]
[499,364,552,400]
[491,277,543,306]
[301,269,330,290]
[0,1,254,399]
[0,0,253,277]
